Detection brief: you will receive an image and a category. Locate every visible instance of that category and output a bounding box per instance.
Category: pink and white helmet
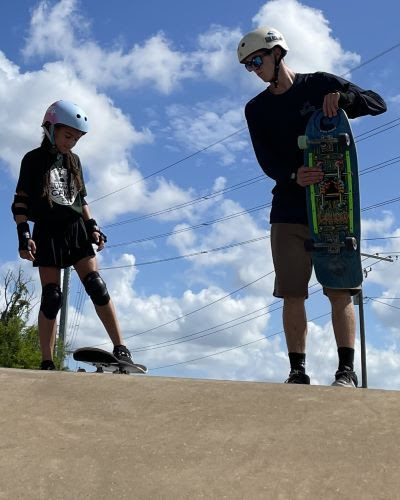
[42,100,89,133]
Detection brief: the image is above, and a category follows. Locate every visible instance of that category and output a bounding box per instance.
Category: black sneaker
[284,370,310,384]
[113,345,135,366]
[40,360,56,370]
[331,369,358,387]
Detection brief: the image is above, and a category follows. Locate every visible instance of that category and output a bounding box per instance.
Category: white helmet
[237,27,289,63]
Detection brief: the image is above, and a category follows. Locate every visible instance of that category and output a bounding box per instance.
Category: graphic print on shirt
[49,167,78,206]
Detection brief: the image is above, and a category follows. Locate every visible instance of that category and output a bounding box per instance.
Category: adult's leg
[326,289,358,387]
[271,223,312,382]
[74,256,123,346]
[283,297,307,353]
[38,266,62,360]
[326,289,356,348]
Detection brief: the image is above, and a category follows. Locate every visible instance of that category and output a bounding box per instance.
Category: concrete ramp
[0,368,399,499]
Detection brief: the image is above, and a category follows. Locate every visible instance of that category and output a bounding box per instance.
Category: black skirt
[32,217,95,269]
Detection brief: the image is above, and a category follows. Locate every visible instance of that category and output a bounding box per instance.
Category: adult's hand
[322,92,340,117]
[296,166,323,187]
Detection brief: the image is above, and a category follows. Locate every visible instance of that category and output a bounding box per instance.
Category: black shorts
[32,217,95,269]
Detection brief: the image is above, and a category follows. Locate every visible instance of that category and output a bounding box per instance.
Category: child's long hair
[41,124,84,206]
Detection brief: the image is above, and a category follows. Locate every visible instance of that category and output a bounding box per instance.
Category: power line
[148,312,332,372]
[340,41,400,77]
[363,236,400,241]
[366,298,400,311]
[99,190,400,269]
[360,155,400,176]
[69,252,392,354]
[356,121,400,143]
[89,127,247,204]
[87,37,400,207]
[83,271,275,349]
[126,257,381,353]
[104,175,266,229]
[106,203,270,249]
[103,191,400,251]
[132,287,323,353]
[146,256,396,371]
[102,118,400,231]
[355,117,400,139]
[105,149,399,234]
[79,254,376,353]
[99,235,270,270]
[361,196,400,212]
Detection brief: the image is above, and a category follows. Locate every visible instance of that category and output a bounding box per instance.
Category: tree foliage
[0,268,65,370]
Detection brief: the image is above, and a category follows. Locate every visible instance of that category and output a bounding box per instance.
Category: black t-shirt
[16,147,87,224]
[245,71,387,224]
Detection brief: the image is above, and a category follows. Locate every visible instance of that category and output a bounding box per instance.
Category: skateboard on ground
[73,347,147,374]
[298,108,363,289]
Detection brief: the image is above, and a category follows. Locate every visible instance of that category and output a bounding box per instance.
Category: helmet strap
[43,124,55,145]
[272,53,283,88]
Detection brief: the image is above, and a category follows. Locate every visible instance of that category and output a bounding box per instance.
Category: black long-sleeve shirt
[245,72,387,224]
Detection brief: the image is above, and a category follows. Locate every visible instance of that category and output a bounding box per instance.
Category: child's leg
[38,266,62,360]
[74,256,123,346]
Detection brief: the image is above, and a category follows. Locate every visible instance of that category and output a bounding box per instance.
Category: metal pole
[354,288,367,388]
[355,252,393,388]
[58,266,71,367]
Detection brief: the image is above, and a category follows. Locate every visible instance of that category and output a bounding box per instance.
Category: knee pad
[83,271,110,306]
[40,283,63,320]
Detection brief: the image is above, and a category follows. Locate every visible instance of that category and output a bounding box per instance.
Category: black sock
[289,352,306,373]
[338,347,354,372]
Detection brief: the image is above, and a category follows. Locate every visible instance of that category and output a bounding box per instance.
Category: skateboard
[73,347,147,374]
[298,108,363,289]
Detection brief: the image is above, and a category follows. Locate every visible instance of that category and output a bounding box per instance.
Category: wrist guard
[17,222,31,251]
[11,194,29,220]
[85,218,108,244]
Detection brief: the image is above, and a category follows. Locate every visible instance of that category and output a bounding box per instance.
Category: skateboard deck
[73,347,147,374]
[298,108,363,289]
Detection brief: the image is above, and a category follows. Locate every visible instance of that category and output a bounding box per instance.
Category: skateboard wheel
[298,135,308,150]
[345,237,357,251]
[339,133,350,150]
[77,368,86,372]
[304,239,315,251]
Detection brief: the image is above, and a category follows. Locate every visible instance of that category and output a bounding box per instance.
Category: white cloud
[166,100,249,166]
[0,50,210,224]
[23,0,196,94]
[252,0,360,75]
[361,212,395,238]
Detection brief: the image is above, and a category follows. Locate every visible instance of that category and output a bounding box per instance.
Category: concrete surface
[0,368,399,500]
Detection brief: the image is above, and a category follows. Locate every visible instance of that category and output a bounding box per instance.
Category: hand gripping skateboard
[298,108,363,289]
[73,347,147,374]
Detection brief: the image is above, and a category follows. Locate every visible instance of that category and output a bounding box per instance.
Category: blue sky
[1,0,400,388]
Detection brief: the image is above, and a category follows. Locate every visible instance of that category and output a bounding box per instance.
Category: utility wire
[147,256,396,371]
[104,175,266,229]
[367,298,400,311]
[89,37,400,206]
[103,191,400,251]
[90,127,247,204]
[148,312,332,372]
[106,203,270,248]
[99,193,400,269]
[340,41,400,77]
[99,235,270,270]
[125,257,379,352]
[85,271,275,349]
[68,251,390,353]
[104,150,400,234]
[132,287,323,353]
